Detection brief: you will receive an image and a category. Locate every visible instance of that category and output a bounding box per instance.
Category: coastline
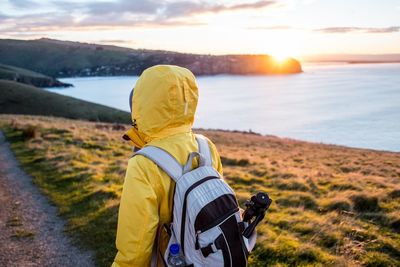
[194,127,400,154]
[0,114,399,266]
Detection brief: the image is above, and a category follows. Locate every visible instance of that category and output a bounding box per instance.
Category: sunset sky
[1,0,400,58]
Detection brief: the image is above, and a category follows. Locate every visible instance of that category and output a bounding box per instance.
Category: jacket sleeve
[112,156,159,267]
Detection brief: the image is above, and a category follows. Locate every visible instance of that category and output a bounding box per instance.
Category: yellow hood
[123,65,199,147]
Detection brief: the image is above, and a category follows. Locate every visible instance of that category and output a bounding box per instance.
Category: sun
[271,51,291,63]
[267,43,299,63]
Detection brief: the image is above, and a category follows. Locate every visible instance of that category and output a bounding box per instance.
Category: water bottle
[167,243,186,267]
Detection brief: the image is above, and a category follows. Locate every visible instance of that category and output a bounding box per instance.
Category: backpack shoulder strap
[134,146,183,182]
[195,134,212,166]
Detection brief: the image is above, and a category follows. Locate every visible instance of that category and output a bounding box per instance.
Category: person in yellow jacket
[112,65,223,267]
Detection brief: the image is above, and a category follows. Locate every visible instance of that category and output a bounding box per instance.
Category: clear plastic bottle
[167,243,186,267]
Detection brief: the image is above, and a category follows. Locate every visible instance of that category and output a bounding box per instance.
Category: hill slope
[0,38,302,77]
[0,115,399,267]
[0,80,130,123]
[0,63,71,87]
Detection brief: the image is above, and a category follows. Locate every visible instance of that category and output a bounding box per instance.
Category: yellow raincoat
[112,65,223,267]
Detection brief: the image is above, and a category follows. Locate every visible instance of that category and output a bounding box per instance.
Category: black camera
[242,192,272,238]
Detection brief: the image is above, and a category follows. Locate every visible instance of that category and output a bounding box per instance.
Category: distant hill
[0,80,130,123]
[0,63,71,88]
[0,38,302,77]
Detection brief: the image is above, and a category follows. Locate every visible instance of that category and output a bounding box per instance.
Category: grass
[11,229,36,239]
[0,80,130,124]
[6,201,36,239]
[0,115,399,267]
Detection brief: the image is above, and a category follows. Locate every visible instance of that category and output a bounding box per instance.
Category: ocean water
[47,63,400,152]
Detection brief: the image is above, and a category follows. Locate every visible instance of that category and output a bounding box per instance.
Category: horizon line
[2,37,400,60]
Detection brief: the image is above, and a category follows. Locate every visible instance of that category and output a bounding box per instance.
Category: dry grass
[1,115,399,267]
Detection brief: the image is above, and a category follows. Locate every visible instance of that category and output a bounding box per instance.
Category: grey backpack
[135,134,255,267]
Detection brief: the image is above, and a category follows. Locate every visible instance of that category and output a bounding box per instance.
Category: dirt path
[0,131,95,267]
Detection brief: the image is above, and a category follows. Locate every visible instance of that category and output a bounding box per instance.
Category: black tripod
[242,192,272,238]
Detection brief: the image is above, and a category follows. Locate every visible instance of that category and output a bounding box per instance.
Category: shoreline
[303,61,400,64]
[194,127,400,154]
[46,61,400,81]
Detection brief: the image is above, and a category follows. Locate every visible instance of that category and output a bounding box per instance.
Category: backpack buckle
[196,231,219,258]
[200,243,218,258]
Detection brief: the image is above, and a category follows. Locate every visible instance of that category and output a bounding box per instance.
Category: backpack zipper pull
[195,230,201,250]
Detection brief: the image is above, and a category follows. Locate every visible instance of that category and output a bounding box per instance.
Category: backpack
[134,134,256,267]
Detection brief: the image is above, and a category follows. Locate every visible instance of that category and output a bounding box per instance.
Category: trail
[0,131,95,267]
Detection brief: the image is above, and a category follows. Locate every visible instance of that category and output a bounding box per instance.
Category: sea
[46,63,400,152]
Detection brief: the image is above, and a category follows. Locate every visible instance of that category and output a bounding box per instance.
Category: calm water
[47,63,400,152]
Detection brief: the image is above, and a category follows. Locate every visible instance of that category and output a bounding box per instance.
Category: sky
[1,0,400,58]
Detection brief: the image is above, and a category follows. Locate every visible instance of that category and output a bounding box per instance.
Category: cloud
[0,11,205,35]
[0,12,81,36]
[366,27,400,33]
[161,0,279,18]
[247,25,400,34]
[315,26,400,34]
[83,0,279,18]
[0,0,280,34]
[194,0,279,13]
[72,14,206,29]
[85,0,159,16]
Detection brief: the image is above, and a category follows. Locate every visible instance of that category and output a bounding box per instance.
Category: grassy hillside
[0,80,130,124]
[0,38,302,77]
[0,63,70,87]
[0,115,399,267]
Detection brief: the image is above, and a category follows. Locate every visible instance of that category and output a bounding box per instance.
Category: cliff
[0,38,302,77]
